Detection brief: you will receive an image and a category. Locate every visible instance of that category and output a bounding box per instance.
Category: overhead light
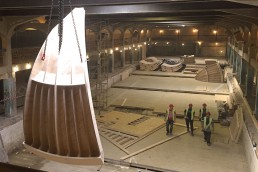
[159,30,164,34]
[144,42,146,45]
[197,41,202,45]
[213,30,218,34]
[182,25,185,27]
[110,49,113,54]
[115,47,119,51]
[37,16,46,24]
[141,30,144,34]
[182,43,185,46]
[215,42,218,45]
[166,42,169,44]
[25,28,37,31]
[25,63,31,69]
[176,30,180,33]
[13,66,19,72]
[193,29,198,33]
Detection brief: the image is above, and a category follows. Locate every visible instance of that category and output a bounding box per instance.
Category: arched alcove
[113,29,123,68]
[100,28,112,48]
[113,29,122,47]
[86,29,97,51]
[124,29,132,64]
[124,29,132,45]
[132,29,140,43]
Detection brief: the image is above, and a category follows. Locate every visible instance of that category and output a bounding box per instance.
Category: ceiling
[1,0,258,30]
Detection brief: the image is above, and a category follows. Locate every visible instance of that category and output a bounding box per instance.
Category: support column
[241,59,247,86]
[248,25,257,61]
[245,65,254,98]
[230,45,234,66]
[108,53,114,73]
[142,44,146,59]
[121,35,126,67]
[254,72,258,115]
[97,57,101,79]
[2,35,17,116]
[243,28,249,54]
[237,55,242,84]
[233,51,237,73]
[138,47,142,61]
[130,47,134,64]
[3,78,16,116]
[226,43,230,61]
[121,49,125,67]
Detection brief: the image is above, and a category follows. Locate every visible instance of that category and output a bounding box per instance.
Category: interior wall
[114,51,121,68]
[243,124,258,172]
[11,30,45,48]
[199,44,226,57]
[147,43,196,56]
[15,69,31,107]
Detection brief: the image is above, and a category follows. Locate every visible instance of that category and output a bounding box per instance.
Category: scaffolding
[88,28,109,115]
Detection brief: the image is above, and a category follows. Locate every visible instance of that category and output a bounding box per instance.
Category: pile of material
[205,59,218,65]
[195,63,223,83]
[161,59,183,72]
[181,55,195,64]
[183,64,204,74]
[139,57,162,71]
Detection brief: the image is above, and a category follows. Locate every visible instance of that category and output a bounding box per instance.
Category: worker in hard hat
[203,111,214,146]
[184,103,195,136]
[199,103,208,131]
[165,104,176,135]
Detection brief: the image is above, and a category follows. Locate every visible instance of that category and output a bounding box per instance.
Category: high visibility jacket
[166,109,176,121]
[184,108,195,120]
[204,117,213,132]
[199,108,208,120]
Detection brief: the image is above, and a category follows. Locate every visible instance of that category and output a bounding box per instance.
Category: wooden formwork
[195,63,223,83]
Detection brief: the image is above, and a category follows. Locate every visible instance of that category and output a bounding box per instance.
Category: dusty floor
[7,65,249,172]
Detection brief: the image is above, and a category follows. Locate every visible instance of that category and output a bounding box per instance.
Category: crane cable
[42,0,82,62]
[41,0,54,61]
[69,0,83,62]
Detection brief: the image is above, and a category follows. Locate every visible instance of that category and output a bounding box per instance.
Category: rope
[41,0,54,61]
[69,0,83,62]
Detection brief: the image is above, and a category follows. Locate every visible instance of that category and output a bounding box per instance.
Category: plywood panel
[97,111,165,137]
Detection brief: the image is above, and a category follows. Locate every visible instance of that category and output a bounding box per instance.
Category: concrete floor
[7,67,249,172]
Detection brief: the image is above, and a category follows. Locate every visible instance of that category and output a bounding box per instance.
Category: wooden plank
[123,123,165,148]
[120,131,188,160]
[97,111,165,137]
[99,132,130,155]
